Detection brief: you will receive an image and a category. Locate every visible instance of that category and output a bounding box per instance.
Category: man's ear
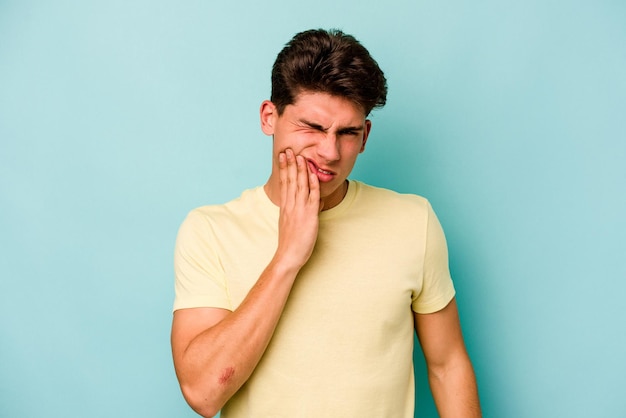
[360,119,372,153]
[260,100,277,135]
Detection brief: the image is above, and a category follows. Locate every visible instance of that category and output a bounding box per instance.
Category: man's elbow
[427,351,474,381]
[180,383,224,418]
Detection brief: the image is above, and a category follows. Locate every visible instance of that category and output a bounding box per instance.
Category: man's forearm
[428,355,481,418]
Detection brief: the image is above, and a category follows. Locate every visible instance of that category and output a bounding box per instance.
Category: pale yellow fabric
[174,180,455,417]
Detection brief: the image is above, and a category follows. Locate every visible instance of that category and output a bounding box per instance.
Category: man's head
[270,29,387,116]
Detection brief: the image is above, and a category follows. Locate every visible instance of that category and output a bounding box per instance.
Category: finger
[295,155,309,202]
[278,151,287,207]
[284,148,297,207]
[307,163,321,211]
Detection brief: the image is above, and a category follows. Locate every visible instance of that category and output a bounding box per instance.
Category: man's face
[261,91,371,208]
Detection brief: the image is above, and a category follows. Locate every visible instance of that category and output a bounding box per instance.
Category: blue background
[1,1,625,417]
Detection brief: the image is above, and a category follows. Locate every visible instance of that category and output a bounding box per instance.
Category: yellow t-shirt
[174,180,455,417]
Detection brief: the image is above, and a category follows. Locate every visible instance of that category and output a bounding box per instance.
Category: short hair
[271,29,387,116]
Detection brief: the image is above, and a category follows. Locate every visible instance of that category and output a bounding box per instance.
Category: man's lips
[306,159,335,176]
[306,159,337,183]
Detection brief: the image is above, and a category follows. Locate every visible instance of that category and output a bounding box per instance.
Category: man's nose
[316,134,340,162]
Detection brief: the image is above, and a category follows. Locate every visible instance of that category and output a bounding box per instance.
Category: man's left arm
[414,297,481,417]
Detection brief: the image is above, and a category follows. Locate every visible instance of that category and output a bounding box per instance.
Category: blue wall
[1,1,624,417]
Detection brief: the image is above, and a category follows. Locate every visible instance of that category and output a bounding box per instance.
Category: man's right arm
[171,150,319,418]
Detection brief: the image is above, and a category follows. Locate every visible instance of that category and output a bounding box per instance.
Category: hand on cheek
[275,148,321,271]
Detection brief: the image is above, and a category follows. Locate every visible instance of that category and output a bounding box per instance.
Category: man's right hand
[274,148,321,272]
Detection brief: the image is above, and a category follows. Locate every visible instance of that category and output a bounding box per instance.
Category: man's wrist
[268,254,304,280]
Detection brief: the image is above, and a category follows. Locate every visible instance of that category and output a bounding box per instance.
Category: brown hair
[271,29,387,116]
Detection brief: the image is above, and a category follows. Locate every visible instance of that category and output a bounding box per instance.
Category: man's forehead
[285,91,367,124]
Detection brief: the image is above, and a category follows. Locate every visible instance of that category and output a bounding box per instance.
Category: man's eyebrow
[297,118,364,132]
[297,118,327,131]
[337,125,365,133]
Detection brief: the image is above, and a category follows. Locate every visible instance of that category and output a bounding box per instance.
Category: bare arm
[171,149,320,417]
[414,298,481,418]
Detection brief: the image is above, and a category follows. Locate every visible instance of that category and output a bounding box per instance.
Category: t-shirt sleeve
[173,209,232,312]
[411,201,456,314]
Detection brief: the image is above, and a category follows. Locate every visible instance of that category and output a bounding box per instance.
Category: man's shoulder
[348,181,435,241]
[189,187,263,215]
[182,186,269,227]
[354,181,430,212]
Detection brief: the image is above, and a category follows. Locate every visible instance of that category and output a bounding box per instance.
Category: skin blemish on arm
[218,366,235,385]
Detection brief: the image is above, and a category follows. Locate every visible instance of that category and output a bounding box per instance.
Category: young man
[171,29,480,417]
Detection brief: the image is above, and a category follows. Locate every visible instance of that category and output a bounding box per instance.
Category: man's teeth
[317,167,332,175]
